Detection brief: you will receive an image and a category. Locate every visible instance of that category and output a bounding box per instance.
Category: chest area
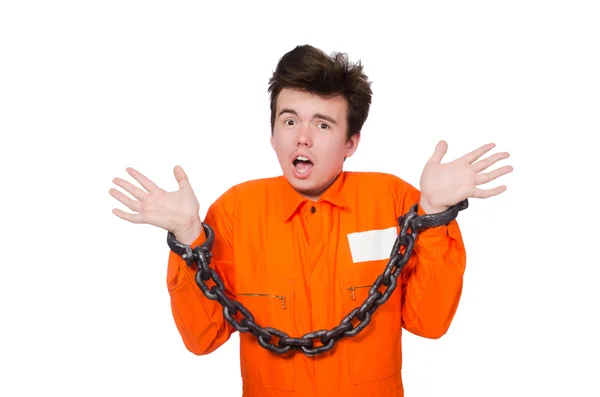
[230,202,399,289]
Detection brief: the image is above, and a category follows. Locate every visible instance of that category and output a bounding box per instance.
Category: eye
[318,122,330,130]
[284,119,295,126]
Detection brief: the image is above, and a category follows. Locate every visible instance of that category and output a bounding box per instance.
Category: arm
[166,191,237,355]
[396,179,467,339]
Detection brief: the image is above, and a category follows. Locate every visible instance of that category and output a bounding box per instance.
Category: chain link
[168,199,468,356]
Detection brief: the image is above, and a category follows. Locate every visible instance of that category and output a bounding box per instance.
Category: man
[110,44,512,396]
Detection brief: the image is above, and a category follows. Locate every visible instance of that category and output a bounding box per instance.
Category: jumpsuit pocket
[235,279,295,392]
[342,261,402,385]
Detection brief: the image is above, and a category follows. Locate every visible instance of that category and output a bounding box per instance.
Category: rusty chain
[167,199,468,356]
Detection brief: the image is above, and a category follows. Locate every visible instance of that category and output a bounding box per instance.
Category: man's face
[271,87,360,201]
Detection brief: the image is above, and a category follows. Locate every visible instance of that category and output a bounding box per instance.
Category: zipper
[237,293,286,309]
[347,285,372,300]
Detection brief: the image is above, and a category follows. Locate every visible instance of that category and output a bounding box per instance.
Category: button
[310,206,316,214]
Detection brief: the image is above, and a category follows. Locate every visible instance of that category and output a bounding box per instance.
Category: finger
[109,188,142,213]
[472,152,510,173]
[112,208,146,224]
[112,177,147,201]
[126,167,162,193]
[475,165,513,185]
[472,185,507,199]
[173,165,191,190]
[112,207,174,230]
[461,143,496,164]
[427,140,448,164]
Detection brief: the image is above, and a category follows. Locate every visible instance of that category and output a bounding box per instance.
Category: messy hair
[267,44,373,140]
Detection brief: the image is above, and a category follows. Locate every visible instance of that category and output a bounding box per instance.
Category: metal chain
[167,199,468,357]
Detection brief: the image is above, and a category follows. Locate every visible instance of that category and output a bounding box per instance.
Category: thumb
[173,165,191,189]
[427,140,448,164]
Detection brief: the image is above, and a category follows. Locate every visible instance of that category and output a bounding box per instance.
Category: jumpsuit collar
[279,171,349,221]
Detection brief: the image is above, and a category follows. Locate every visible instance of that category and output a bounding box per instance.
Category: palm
[419,141,513,210]
[109,166,200,235]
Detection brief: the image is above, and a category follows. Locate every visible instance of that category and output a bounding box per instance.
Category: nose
[297,124,313,147]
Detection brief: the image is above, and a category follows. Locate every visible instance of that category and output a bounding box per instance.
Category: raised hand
[109,165,203,244]
[419,141,513,214]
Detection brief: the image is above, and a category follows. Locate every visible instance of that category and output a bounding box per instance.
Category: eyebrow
[278,108,338,125]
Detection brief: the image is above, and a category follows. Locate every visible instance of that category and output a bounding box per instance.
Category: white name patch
[347,226,398,263]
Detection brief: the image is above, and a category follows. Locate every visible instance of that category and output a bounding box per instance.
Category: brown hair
[267,45,372,140]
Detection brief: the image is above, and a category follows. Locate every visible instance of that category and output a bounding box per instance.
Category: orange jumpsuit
[166,171,466,396]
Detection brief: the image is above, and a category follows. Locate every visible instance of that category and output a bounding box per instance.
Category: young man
[110,44,512,396]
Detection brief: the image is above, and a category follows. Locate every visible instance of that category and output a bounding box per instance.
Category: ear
[344,133,361,158]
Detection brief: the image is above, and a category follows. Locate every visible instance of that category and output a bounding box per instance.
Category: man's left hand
[419,141,513,214]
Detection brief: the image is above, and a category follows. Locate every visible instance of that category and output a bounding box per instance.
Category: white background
[1,1,599,396]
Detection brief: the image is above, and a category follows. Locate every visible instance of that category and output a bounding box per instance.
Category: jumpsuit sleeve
[166,188,237,355]
[395,178,467,339]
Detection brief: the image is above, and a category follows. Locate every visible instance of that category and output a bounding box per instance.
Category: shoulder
[227,175,280,197]
[343,171,421,215]
[344,171,417,193]
[210,175,280,207]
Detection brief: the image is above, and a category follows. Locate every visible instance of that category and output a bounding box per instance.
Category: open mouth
[293,156,314,175]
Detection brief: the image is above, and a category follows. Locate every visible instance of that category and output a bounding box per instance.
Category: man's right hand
[109,165,203,245]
